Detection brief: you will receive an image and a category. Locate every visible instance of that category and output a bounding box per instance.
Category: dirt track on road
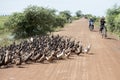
[0,18,120,80]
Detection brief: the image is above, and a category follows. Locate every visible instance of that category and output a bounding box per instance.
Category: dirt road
[0,18,120,80]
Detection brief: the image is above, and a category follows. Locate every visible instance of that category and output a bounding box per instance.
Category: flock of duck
[0,35,91,68]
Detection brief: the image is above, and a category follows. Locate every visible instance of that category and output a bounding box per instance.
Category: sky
[0,0,120,16]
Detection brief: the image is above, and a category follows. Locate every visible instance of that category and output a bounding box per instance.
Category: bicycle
[101,26,107,38]
[89,22,94,31]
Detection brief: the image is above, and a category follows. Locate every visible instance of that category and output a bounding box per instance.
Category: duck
[4,50,10,66]
[64,48,71,58]
[37,54,45,63]
[75,41,83,55]
[83,43,91,54]
[56,49,65,59]
[46,51,55,62]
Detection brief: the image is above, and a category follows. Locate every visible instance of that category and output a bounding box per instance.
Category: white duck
[46,51,55,62]
[57,49,65,59]
[83,43,91,54]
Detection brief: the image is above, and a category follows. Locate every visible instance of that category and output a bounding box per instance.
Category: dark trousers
[99,25,104,32]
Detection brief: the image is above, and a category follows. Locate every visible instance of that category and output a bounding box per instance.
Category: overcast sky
[0,0,120,16]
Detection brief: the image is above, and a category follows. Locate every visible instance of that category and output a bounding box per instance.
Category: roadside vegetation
[0,5,83,46]
[84,4,120,39]
[1,4,120,47]
[106,5,120,38]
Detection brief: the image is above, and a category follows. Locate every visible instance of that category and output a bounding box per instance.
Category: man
[89,18,94,30]
[100,17,106,33]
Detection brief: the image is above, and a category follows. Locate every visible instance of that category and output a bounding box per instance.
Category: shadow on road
[106,37,117,40]
[92,30,98,32]
[88,53,95,55]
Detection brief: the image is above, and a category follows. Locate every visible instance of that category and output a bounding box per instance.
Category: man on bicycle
[89,17,94,31]
[100,17,106,33]
[89,17,94,27]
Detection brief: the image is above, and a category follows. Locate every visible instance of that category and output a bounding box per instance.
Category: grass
[0,16,9,29]
[0,15,14,47]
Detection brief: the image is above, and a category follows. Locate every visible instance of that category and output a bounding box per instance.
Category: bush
[59,10,72,23]
[114,14,120,33]
[106,5,120,33]
[54,16,66,27]
[4,5,67,39]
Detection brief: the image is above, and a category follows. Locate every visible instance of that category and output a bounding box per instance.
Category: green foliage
[114,14,120,33]
[106,4,120,35]
[84,14,93,19]
[4,5,67,39]
[0,16,9,30]
[54,15,66,27]
[75,10,82,18]
[84,14,99,22]
[4,13,25,29]
[59,10,72,23]
[72,16,80,20]
[23,6,56,36]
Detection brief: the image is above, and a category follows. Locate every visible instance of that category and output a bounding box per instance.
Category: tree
[54,15,66,27]
[59,10,72,23]
[114,14,120,33]
[75,10,82,18]
[4,5,65,39]
[106,5,120,32]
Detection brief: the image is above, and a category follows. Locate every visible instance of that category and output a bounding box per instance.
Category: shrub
[4,5,67,39]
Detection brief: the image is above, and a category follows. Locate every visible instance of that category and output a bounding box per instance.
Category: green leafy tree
[4,5,64,38]
[75,10,82,18]
[114,14,120,33]
[106,5,120,32]
[54,15,66,27]
[59,10,72,23]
